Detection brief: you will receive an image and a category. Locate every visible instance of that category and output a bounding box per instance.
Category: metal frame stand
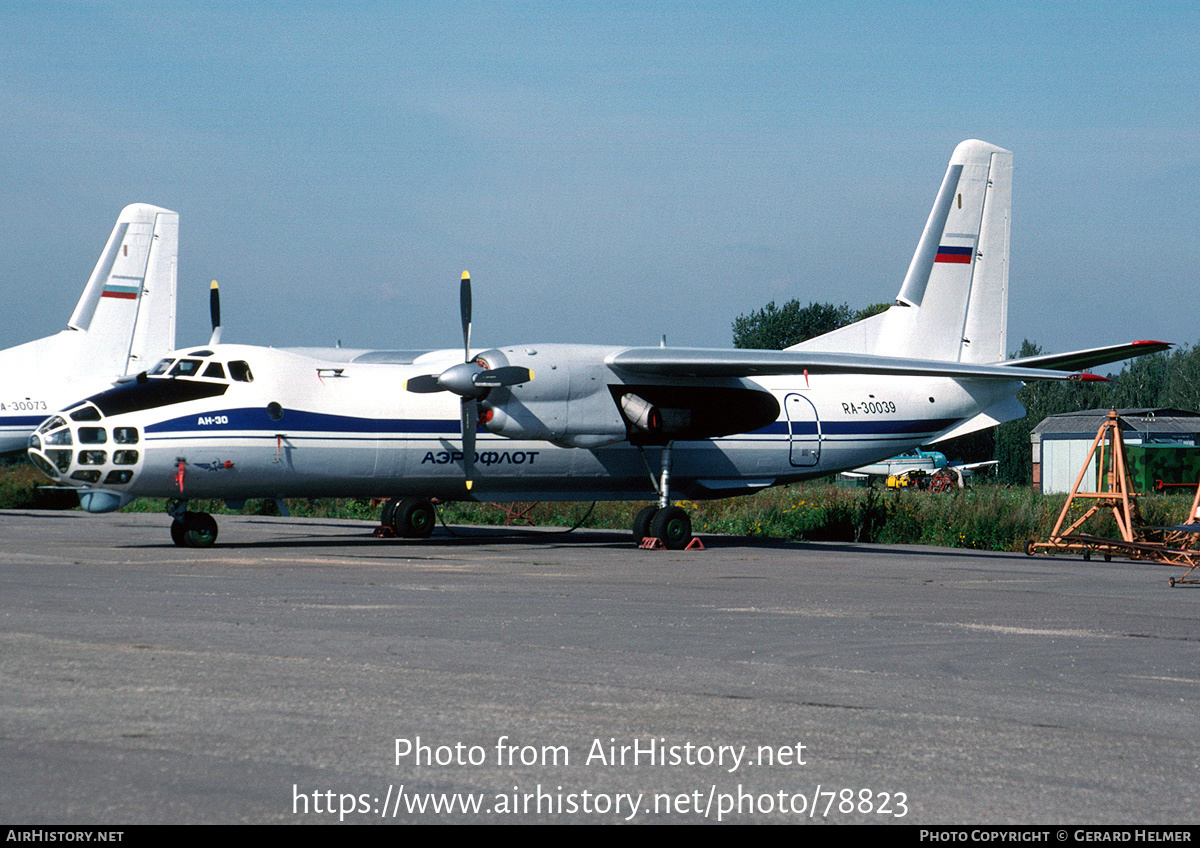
[1026,410,1200,586]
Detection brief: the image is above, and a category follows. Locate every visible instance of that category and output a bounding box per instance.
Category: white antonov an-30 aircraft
[0,203,178,454]
[28,141,1167,548]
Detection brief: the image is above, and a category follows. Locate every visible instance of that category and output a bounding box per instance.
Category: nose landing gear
[167,500,218,548]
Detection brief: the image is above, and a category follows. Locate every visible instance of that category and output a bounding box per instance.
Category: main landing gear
[632,504,692,549]
[633,443,695,550]
[380,497,436,538]
[167,500,218,548]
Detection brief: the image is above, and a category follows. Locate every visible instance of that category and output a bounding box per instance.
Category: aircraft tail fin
[68,203,178,375]
[792,140,1012,363]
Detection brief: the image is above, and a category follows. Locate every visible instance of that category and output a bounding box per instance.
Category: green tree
[993,340,1126,485]
[1111,350,1171,409]
[1162,344,1200,412]
[852,302,891,322]
[732,300,853,349]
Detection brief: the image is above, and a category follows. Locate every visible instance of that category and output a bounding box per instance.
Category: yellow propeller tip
[461,270,470,280]
[210,280,219,289]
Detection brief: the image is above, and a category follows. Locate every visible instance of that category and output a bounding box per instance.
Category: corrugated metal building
[1031,409,1200,494]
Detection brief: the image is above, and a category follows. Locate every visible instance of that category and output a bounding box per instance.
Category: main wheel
[632,505,658,544]
[392,497,436,538]
[380,498,399,528]
[182,511,218,548]
[650,506,692,550]
[170,519,187,547]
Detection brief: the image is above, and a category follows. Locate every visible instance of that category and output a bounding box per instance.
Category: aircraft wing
[949,460,999,471]
[605,347,1105,383]
[1002,340,1171,372]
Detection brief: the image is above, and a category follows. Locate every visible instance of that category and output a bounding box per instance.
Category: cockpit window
[169,359,203,378]
[149,359,173,376]
[229,361,253,382]
[68,404,102,422]
[202,362,226,379]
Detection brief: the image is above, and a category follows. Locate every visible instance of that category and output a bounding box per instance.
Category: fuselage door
[785,393,820,467]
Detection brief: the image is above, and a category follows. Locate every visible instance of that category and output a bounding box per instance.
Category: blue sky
[1,1,1196,357]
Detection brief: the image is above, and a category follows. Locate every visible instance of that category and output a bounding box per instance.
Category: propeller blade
[404,374,445,393]
[472,366,533,389]
[208,280,223,345]
[462,398,477,490]
[460,271,472,362]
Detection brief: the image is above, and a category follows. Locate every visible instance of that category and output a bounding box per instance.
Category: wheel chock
[372,525,396,538]
[637,536,705,550]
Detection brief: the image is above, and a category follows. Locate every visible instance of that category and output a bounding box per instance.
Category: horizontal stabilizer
[923,395,1027,444]
[1002,340,1171,372]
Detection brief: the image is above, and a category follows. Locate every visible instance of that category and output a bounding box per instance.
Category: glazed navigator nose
[28,401,142,512]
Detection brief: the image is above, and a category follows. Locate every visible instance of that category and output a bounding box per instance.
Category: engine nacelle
[474,344,781,449]
[477,345,628,449]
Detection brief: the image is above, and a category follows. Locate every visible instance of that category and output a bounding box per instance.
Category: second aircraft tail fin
[68,203,178,375]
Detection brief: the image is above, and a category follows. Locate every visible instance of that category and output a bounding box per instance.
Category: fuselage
[28,342,1020,512]
[0,332,131,454]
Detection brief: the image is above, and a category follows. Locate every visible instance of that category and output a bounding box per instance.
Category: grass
[3,457,1193,552]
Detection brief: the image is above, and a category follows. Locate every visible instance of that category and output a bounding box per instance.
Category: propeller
[403,271,533,489]
[208,280,222,345]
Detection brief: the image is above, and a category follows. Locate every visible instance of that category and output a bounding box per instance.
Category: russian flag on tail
[934,245,973,264]
[101,283,140,299]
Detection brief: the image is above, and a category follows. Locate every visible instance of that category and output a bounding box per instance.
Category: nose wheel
[168,501,218,547]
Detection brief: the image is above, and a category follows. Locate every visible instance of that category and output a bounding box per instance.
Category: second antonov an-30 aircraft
[0,203,178,454]
[29,141,1167,548]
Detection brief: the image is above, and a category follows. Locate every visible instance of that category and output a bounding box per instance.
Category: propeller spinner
[403,272,533,488]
